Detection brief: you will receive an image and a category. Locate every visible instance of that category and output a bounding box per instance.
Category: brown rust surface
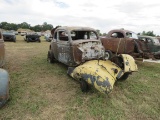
[101,29,150,58]
[49,26,104,66]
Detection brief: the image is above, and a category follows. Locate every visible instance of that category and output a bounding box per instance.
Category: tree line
[0,21,158,36]
[0,22,53,32]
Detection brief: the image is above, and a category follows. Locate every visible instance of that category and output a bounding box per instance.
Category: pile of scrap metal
[100,29,156,60]
[0,30,9,108]
[48,26,138,94]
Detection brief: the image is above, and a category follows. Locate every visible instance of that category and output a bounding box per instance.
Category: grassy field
[0,35,160,120]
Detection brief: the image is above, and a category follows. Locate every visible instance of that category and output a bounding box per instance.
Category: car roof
[56,26,96,31]
[138,35,156,39]
[109,29,134,33]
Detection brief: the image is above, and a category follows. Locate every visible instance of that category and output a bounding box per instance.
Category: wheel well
[111,56,124,70]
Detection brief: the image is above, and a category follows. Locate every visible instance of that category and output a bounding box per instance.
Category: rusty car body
[2,31,16,42]
[48,26,105,66]
[138,35,160,59]
[47,26,138,94]
[0,30,9,108]
[100,29,149,59]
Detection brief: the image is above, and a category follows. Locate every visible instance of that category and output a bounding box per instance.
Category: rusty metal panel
[101,38,135,54]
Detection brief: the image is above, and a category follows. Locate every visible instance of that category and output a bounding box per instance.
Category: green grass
[0,35,160,120]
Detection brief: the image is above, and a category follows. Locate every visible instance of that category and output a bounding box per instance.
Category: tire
[80,80,89,92]
[26,39,29,43]
[47,51,54,63]
[118,73,130,81]
[104,50,112,60]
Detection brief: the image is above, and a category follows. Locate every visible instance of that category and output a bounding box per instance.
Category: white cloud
[0,0,160,35]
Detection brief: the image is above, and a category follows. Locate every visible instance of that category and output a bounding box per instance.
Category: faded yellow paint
[120,54,138,72]
[69,54,138,94]
[70,60,124,94]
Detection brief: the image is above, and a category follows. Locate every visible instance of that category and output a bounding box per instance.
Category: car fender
[119,54,138,72]
[0,68,9,108]
[68,60,124,94]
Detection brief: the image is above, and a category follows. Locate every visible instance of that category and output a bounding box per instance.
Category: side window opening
[58,31,69,41]
[54,31,57,39]
[111,32,124,38]
[146,38,152,43]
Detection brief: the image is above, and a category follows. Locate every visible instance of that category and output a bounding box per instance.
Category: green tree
[141,31,156,36]
[42,22,53,31]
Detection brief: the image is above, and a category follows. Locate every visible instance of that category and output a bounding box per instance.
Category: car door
[107,32,126,54]
[56,30,71,65]
[146,38,154,52]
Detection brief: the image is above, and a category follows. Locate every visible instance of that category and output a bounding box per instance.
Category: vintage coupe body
[2,31,16,42]
[0,30,9,108]
[48,26,138,94]
[25,33,41,43]
[138,35,160,59]
[100,29,149,59]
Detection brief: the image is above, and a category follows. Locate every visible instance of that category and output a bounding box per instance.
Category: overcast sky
[0,0,160,35]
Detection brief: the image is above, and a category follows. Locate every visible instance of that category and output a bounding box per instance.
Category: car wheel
[118,73,130,81]
[47,51,54,63]
[26,39,29,43]
[80,79,89,92]
[104,50,112,60]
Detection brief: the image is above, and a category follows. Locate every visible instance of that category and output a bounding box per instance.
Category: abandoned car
[2,31,16,42]
[47,26,138,94]
[44,33,53,42]
[100,29,149,59]
[0,30,9,108]
[157,37,160,42]
[25,32,41,43]
[138,35,160,59]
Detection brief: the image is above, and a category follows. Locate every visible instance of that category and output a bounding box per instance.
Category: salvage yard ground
[0,35,160,120]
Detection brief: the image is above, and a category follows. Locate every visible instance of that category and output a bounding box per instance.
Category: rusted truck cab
[0,30,9,108]
[48,26,105,66]
[101,29,149,59]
